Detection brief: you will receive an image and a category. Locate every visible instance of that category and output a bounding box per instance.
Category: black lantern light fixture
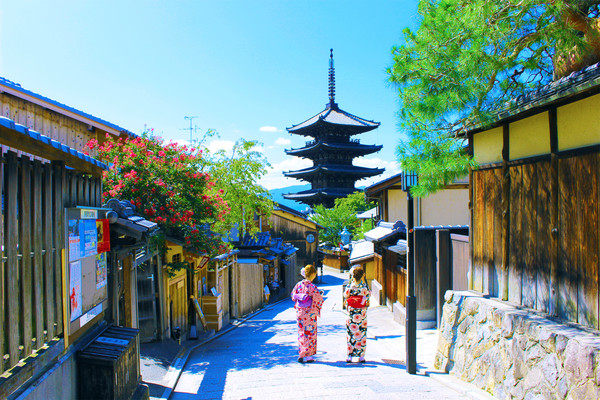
[402,171,418,375]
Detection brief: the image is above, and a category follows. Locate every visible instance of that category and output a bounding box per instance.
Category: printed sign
[79,303,102,328]
[68,219,81,261]
[69,261,82,321]
[96,219,110,253]
[96,253,107,289]
[80,219,98,258]
[80,209,98,219]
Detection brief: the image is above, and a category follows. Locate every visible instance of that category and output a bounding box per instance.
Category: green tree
[204,139,273,239]
[312,192,375,246]
[388,1,600,196]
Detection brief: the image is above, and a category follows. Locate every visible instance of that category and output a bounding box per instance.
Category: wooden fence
[0,150,102,373]
[472,150,600,329]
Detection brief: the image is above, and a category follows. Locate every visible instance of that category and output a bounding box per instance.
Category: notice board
[66,207,110,336]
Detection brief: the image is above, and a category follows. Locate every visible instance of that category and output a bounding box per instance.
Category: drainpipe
[416,198,421,226]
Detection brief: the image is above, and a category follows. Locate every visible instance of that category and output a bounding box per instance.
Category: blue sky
[0,1,419,189]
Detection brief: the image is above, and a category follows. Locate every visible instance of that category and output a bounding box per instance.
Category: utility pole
[182,116,199,144]
[402,171,418,375]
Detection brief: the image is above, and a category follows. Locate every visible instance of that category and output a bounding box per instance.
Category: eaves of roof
[0,76,136,137]
[0,115,108,175]
[462,62,600,136]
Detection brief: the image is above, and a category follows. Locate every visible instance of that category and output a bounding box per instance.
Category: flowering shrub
[88,132,231,256]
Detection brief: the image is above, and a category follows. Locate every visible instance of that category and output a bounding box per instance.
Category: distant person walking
[291,265,324,363]
[343,266,370,363]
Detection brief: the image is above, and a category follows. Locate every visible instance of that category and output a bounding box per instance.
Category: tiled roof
[284,164,384,178]
[364,220,406,242]
[387,239,408,255]
[287,103,379,135]
[0,76,135,137]
[466,62,600,134]
[285,141,382,157]
[283,187,357,200]
[0,115,108,170]
[349,240,375,263]
[356,207,377,219]
[241,231,271,247]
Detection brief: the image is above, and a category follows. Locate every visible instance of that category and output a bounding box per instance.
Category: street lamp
[402,171,418,375]
[340,227,351,246]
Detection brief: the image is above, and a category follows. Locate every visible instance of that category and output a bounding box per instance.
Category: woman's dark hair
[353,266,365,282]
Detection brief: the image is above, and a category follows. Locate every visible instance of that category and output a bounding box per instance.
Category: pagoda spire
[328,48,336,108]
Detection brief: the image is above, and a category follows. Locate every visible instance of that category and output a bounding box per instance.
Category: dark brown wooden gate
[471,149,600,329]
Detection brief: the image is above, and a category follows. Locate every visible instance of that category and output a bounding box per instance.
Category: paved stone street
[170,269,465,400]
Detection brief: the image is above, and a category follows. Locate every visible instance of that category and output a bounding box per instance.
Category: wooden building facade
[265,203,320,285]
[467,70,600,329]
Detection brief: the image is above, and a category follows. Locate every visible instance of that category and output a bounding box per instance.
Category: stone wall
[435,290,600,399]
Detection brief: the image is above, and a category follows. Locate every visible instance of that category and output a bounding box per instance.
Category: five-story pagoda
[284,49,384,208]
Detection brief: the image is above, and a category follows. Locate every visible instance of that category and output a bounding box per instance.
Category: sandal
[346,357,352,363]
[305,356,315,363]
[358,357,366,363]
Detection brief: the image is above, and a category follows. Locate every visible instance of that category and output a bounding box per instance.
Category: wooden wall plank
[5,152,20,369]
[52,162,65,336]
[558,157,578,321]
[20,156,33,357]
[473,171,484,292]
[508,166,523,305]
[536,160,552,313]
[68,171,76,208]
[43,164,55,340]
[32,161,44,349]
[492,168,503,297]
[77,175,84,206]
[483,170,494,295]
[577,153,599,328]
[521,163,537,309]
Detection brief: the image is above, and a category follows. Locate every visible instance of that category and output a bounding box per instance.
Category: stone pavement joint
[166,268,494,400]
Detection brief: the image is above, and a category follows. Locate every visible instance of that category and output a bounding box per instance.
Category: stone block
[501,313,514,338]
[564,340,594,387]
[525,344,545,368]
[540,354,559,385]
[567,379,599,400]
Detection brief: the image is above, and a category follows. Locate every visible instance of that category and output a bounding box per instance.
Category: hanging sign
[96,219,110,253]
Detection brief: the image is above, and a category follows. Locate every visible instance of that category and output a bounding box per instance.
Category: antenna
[181,116,199,144]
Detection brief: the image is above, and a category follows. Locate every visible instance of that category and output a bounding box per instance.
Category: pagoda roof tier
[284,164,384,180]
[285,140,382,158]
[283,187,357,202]
[287,103,380,137]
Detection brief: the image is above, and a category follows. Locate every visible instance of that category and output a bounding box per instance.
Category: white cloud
[354,157,402,187]
[260,157,313,190]
[259,126,280,133]
[206,139,235,154]
[275,137,291,146]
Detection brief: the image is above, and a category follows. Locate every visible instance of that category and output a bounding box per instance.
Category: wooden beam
[0,124,104,176]
[500,124,510,300]
[549,108,559,317]
[20,156,33,357]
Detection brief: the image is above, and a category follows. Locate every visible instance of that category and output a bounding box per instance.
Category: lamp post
[402,171,418,375]
[340,227,351,246]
